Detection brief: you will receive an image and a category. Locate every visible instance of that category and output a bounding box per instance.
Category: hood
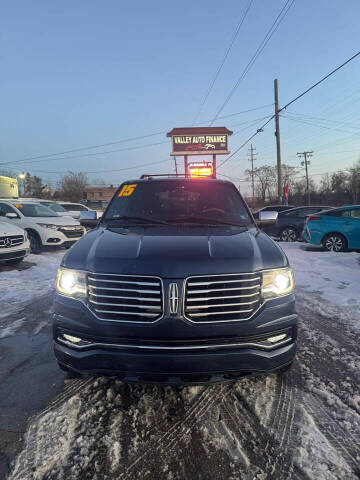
[63,226,288,277]
[0,220,25,236]
[57,212,76,218]
[27,216,80,226]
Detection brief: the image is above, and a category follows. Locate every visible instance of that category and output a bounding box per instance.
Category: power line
[219,49,360,171]
[19,158,173,176]
[279,50,360,113]
[0,104,273,168]
[0,141,170,168]
[210,0,295,125]
[192,0,254,125]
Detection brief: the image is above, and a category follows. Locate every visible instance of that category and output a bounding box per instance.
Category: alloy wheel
[325,236,344,252]
[281,228,298,242]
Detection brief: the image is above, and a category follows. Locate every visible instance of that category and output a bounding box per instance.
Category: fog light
[267,333,287,344]
[63,334,82,344]
[59,333,92,347]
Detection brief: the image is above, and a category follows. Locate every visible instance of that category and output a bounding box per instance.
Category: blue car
[302,205,360,251]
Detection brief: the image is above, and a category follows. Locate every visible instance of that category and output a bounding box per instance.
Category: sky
[1,0,359,194]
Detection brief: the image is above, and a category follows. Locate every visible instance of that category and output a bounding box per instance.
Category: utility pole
[297,151,313,205]
[247,144,258,203]
[174,156,178,175]
[274,79,282,203]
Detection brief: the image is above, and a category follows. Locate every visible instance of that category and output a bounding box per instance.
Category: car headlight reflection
[37,223,58,230]
[261,268,294,298]
[56,268,87,298]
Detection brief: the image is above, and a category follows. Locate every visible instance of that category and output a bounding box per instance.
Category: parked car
[252,204,295,220]
[53,176,297,382]
[0,200,85,253]
[36,200,75,219]
[58,202,101,220]
[261,206,333,241]
[0,220,30,266]
[302,205,360,251]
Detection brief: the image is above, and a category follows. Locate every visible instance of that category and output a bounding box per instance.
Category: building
[85,185,117,202]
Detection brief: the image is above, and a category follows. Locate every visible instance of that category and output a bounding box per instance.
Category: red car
[185,144,202,151]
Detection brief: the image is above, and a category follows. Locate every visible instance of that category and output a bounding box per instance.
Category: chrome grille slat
[88,277,159,286]
[93,309,159,318]
[190,309,254,317]
[88,273,163,322]
[188,277,260,286]
[188,285,260,294]
[187,300,259,310]
[90,300,161,310]
[89,292,160,302]
[88,285,158,294]
[185,273,262,322]
[187,292,260,301]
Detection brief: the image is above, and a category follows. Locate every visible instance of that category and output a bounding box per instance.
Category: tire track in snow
[303,394,360,476]
[122,384,230,479]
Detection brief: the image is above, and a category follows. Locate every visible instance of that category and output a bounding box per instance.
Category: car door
[338,208,360,248]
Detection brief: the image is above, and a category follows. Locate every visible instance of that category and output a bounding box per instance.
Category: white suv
[0,220,30,266]
[59,202,102,219]
[0,200,85,254]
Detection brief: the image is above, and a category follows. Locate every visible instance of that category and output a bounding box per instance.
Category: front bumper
[40,228,85,246]
[53,293,298,383]
[0,244,30,262]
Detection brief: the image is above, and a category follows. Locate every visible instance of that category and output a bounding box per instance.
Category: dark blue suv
[53,177,297,384]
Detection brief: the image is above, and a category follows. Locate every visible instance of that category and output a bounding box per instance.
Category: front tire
[323,233,347,252]
[27,230,42,254]
[280,227,298,242]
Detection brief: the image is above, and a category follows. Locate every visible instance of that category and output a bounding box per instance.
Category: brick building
[85,185,117,202]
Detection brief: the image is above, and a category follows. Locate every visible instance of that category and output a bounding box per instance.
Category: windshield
[103,180,252,226]
[41,202,68,213]
[15,203,59,217]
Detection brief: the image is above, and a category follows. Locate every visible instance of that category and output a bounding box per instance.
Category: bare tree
[245,165,276,205]
[57,171,89,202]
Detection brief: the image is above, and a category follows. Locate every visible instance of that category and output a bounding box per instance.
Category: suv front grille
[184,273,262,322]
[88,273,163,322]
[57,227,83,238]
[0,235,24,248]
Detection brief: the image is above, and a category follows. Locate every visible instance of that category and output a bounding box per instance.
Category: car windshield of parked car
[41,202,68,213]
[103,180,252,226]
[15,203,58,217]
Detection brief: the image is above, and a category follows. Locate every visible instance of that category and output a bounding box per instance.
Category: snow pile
[0,251,63,318]
[281,242,360,331]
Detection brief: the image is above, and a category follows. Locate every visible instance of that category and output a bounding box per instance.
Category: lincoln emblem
[169,283,179,314]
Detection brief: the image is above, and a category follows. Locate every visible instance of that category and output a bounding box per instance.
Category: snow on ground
[3,242,360,479]
[281,242,360,332]
[0,250,63,319]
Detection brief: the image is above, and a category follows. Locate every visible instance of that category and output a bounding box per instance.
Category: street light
[18,173,26,196]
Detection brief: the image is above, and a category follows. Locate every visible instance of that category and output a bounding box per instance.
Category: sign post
[167,127,232,177]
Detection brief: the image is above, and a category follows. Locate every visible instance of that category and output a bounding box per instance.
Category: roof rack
[140,173,216,179]
[140,173,190,179]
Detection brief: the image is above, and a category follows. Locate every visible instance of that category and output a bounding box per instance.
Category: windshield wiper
[166,216,248,228]
[105,215,169,226]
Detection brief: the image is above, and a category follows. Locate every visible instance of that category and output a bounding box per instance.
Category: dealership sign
[167,127,233,156]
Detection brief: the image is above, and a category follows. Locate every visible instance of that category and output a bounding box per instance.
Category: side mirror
[5,213,18,219]
[257,211,278,226]
[80,211,97,220]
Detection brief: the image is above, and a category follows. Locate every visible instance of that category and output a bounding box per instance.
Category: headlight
[261,267,294,298]
[37,223,58,230]
[56,268,87,299]
[24,230,28,241]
